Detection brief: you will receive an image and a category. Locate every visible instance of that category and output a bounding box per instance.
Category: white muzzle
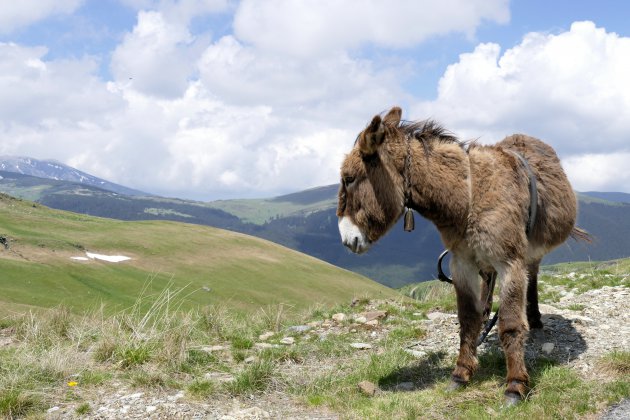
[338,216,371,254]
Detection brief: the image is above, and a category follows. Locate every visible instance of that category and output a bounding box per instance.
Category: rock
[254,342,281,349]
[280,337,295,345]
[365,320,379,327]
[427,311,450,321]
[361,310,388,322]
[354,316,368,324]
[350,342,372,350]
[332,313,346,322]
[224,406,270,419]
[200,345,227,352]
[244,356,257,364]
[541,342,555,355]
[404,349,426,358]
[47,406,60,413]
[146,406,157,413]
[358,380,377,396]
[286,325,311,333]
[571,315,595,326]
[307,321,323,328]
[258,332,275,341]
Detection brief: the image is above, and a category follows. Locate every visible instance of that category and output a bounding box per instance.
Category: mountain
[0,156,147,196]
[579,191,630,204]
[2,164,630,288]
[0,192,394,314]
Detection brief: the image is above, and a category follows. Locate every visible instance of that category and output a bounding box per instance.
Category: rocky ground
[39,284,628,419]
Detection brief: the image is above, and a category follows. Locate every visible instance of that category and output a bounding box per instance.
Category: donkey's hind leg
[497,260,530,404]
[449,256,483,389]
[526,260,543,329]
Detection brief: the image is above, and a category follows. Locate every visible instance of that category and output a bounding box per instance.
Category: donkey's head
[337,106,406,254]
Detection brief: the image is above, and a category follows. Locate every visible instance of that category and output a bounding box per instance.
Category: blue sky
[1,1,629,199]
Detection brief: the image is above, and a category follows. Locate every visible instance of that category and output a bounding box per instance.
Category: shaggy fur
[337,106,581,401]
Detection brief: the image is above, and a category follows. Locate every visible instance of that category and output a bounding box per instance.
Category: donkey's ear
[358,115,385,155]
[383,106,402,127]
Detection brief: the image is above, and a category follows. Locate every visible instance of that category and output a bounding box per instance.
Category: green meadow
[0,193,395,315]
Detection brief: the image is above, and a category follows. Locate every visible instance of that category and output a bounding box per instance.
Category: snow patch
[71,252,131,263]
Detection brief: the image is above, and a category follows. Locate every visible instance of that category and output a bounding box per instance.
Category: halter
[403,134,415,232]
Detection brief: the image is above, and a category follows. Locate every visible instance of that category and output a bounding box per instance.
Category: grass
[0,193,396,315]
[0,277,626,419]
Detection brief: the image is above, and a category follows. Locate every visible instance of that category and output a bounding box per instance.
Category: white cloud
[564,153,630,192]
[119,0,230,25]
[4,4,629,199]
[110,11,208,98]
[233,0,509,57]
[0,42,122,128]
[413,21,630,192]
[0,0,83,33]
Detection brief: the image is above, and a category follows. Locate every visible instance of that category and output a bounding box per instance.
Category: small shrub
[117,344,151,368]
[600,351,630,375]
[230,335,254,350]
[225,360,275,395]
[75,402,91,415]
[0,389,39,418]
[187,379,216,398]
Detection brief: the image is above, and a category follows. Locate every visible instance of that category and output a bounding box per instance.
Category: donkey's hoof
[503,392,523,407]
[447,379,466,392]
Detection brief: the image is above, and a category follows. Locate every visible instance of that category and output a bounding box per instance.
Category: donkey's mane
[398,119,460,146]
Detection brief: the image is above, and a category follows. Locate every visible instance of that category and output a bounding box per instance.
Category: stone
[404,349,426,358]
[365,320,379,327]
[258,332,275,341]
[350,342,372,350]
[280,337,295,345]
[245,356,258,364]
[200,345,226,352]
[354,316,367,324]
[146,406,157,413]
[254,342,279,349]
[47,406,60,413]
[358,380,377,396]
[427,311,449,321]
[361,310,388,322]
[287,325,311,333]
[332,313,346,322]
[542,342,555,355]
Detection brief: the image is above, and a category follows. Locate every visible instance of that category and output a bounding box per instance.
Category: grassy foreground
[0,259,628,418]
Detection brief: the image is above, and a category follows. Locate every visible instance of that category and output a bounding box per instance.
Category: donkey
[337,106,585,404]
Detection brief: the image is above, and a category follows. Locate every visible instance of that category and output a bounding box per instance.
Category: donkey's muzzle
[338,216,371,254]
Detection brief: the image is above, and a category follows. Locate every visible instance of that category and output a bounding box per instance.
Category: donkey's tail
[571,227,593,242]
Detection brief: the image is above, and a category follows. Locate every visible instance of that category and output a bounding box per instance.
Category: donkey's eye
[343,176,355,186]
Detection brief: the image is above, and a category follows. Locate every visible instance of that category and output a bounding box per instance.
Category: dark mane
[398,119,460,145]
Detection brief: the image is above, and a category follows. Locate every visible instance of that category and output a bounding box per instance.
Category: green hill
[0,193,395,315]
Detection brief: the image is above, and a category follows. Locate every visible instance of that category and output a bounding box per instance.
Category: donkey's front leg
[497,260,530,404]
[450,256,483,388]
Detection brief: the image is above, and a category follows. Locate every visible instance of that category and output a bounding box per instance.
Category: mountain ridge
[2,160,629,287]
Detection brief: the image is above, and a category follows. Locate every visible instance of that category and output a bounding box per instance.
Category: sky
[1,0,629,200]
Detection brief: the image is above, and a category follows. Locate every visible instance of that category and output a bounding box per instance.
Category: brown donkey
[337,106,584,404]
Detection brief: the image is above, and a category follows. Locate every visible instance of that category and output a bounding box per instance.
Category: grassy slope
[0,193,395,315]
[207,185,338,225]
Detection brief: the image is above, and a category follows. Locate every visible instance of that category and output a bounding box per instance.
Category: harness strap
[508,151,538,238]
